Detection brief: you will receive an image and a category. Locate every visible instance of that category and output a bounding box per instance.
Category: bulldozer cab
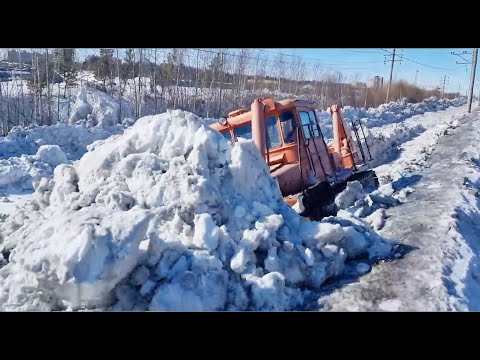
[211,97,373,196]
[210,97,377,218]
[212,99,329,193]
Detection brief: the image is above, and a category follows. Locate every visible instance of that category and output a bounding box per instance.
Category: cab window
[299,111,320,140]
[265,116,281,149]
[279,111,297,143]
[234,123,252,141]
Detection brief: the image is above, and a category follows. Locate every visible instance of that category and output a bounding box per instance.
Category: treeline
[0,48,460,136]
[79,48,459,116]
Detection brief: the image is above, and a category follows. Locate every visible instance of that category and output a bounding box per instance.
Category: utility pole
[452,49,477,113]
[414,70,419,86]
[467,49,478,113]
[440,75,449,99]
[383,49,402,103]
[364,84,368,108]
[386,49,395,103]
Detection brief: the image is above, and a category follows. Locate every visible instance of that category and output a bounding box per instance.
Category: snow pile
[1,123,122,161]
[35,145,68,168]
[317,97,466,140]
[0,110,394,311]
[361,122,426,167]
[0,88,135,161]
[0,88,138,191]
[68,88,134,129]
[332,180,402,232]
[374,110,465,184]
[0,145,68,191]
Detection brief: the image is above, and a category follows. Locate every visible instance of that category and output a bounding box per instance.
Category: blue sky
[4,48,473,95]
[275,48,474,94]
[71,48,476,94]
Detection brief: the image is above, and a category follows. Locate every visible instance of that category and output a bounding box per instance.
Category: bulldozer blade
[292,169,379,221]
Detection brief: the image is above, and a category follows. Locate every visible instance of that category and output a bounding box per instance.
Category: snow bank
[0,145,68,191]
[0,110,393,311]
[35,145,67,168]
[0,153,65,191]
[1,123,121,161]
[68,88,134,129]
[317,97,466,140]
[0,88,137,191]
[0,88,135,162]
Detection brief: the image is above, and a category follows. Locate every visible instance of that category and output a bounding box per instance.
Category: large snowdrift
[317,97,466,140]
[0,110,394,311]
[0,145,68,192]
[0,88,136,191]
[1,88,133,161]
[315,97,466,170]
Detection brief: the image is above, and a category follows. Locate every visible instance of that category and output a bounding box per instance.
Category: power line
[404,55,462,71]
[256,49,385,65]
[383,48,463,71]
[344,49,384,55]
[451,50,473,65]
[191,48,382,72]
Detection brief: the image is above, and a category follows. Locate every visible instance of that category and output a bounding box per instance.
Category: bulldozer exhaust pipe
[330,104,344,153]
[251,99,266,159]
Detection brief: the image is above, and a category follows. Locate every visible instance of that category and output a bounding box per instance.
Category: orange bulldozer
[210,97,377,220]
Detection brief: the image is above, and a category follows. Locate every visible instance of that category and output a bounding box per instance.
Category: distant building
[7,50,34,64]
[352,81,366,88]
[370,76,383,90]
[53,49,74,63]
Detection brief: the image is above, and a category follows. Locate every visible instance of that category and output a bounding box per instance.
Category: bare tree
[153,48,158,114]
[45,49,51,125]
[116,48,122,123]
[274,53,285,94]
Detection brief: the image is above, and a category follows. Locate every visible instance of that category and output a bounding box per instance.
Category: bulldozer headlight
[218,117,228,126]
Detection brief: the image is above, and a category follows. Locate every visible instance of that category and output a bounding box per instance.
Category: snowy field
[0,86,477,311]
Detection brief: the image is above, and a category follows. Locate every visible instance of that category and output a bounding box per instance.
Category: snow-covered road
[317,106,480,311]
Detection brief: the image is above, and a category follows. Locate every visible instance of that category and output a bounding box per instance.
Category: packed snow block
[193,213,220,251]
[356,263,370,274]
[230,247,256,274]
[68,95,93,125]
[229,139,281,206]
[4,207,152,309]
[149,264,228,311]
[0,162,25,187]
[35,145,68,168]
[33,177,55,209]
[366,208,387,231]
[338,227,369,259]
[299,221,344,248]
[48,164,79,208]
[335,181,365,209]
[366,193,400,207]
[322,213,369,234]
[250,272,286,311]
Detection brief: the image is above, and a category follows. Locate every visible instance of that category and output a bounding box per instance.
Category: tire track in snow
[316,105,476,311]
